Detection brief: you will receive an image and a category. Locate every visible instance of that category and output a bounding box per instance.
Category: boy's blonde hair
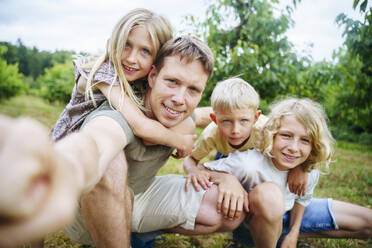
[211,78,259,112]
[154,36,214,79]
[261,97,335,171]
[80,8,173,108]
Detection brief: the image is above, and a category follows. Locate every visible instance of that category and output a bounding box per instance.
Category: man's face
[146,55,208,127]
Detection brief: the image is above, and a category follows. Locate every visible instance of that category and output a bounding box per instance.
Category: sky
[0,0,368,61]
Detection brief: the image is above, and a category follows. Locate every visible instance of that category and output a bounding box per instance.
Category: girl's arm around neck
[96,82,196,157]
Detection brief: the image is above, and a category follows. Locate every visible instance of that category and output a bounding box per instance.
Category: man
[0,36,284,248]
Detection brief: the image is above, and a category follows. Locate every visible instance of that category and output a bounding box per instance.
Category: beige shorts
[65,174,206,245]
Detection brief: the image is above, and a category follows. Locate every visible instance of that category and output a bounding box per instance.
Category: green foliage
[0,39,74,80]
[184,0,317,106]
[0,46,25,100]
[333,6,372,134]
[37,61,75,103]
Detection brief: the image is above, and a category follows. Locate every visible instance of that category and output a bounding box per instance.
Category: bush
[0,46,25,100]
[37,61,74,103]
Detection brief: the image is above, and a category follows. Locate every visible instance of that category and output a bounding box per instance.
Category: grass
[2,95,371,248]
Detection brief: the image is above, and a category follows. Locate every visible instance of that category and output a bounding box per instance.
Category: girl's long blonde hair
[78,8,173,109]
[261,97,335,171]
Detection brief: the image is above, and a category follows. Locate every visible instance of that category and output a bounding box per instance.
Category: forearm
[183,156,200,174]
[287,203,305,238]
[55,116,128,193]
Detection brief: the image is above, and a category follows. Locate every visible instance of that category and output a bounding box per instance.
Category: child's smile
[271,115,312,171]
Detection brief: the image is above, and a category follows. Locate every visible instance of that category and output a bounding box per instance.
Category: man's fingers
[222,192,230,217]
[228,196,237,219]
[217,191,224,213]
[236,196,243,218]
[243,193,249,213]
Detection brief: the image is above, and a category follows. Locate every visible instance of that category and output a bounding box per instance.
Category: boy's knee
[219,211,246,232]
[249,182,285,222]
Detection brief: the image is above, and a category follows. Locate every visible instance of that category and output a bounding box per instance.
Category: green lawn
[2,95,371,248]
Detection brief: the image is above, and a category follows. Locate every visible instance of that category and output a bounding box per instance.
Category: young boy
[183,77,267,191]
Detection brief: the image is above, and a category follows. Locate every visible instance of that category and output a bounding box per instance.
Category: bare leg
[81,152,132,248]
[169,185,245,235]
[247,182,285,248]
[300,200,372,239]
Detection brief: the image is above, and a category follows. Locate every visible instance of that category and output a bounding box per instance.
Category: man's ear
[210,113,217,123]
[254,110,261,123]
[147,65,158,88]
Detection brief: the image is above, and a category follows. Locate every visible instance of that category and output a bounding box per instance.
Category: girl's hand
[172,134,196,159]
[185,169,212,192]
[288,166,308,196]
[214,173,249,219]
[280,232,299,248]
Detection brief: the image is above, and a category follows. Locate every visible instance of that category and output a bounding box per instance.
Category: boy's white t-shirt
[203,149,319,211]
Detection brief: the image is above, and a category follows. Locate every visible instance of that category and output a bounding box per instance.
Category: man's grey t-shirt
[82,101,173,195]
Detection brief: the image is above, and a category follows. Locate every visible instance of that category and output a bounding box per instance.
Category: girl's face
[121,25,154,82]
[271,115,312,171]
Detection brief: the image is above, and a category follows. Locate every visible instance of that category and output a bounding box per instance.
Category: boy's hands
[213,173,249,220]
[185,167,212,192]
[288,166,308,196]
[172,134,197,159]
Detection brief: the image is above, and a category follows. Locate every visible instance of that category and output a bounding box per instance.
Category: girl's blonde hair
[79,8,173,108]
[261,97,335,171]
[211,77,259,112]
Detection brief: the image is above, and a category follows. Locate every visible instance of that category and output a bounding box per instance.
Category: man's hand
[210,172,249,219]
[0,115,78,247]
[288,166,308,196]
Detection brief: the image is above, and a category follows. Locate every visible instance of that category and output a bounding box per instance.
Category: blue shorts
[233,198,339,247]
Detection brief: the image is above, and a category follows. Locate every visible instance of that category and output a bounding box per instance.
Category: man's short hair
[211,77,259,112]
[154,36,214,79]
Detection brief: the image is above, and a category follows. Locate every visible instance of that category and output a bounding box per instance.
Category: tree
[183,0,314,106]
[333,1,372,133]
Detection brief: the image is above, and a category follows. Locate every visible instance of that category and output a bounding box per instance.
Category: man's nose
[171,88,186,105]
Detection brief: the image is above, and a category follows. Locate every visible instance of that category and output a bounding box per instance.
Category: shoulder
[83,101,135,143]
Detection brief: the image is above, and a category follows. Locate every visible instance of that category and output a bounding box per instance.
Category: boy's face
[271,115,312,171]
[211,107,260,148]
[146,55,208,127]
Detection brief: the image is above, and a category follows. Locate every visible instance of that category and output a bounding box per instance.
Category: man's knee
[249,182,285,221]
